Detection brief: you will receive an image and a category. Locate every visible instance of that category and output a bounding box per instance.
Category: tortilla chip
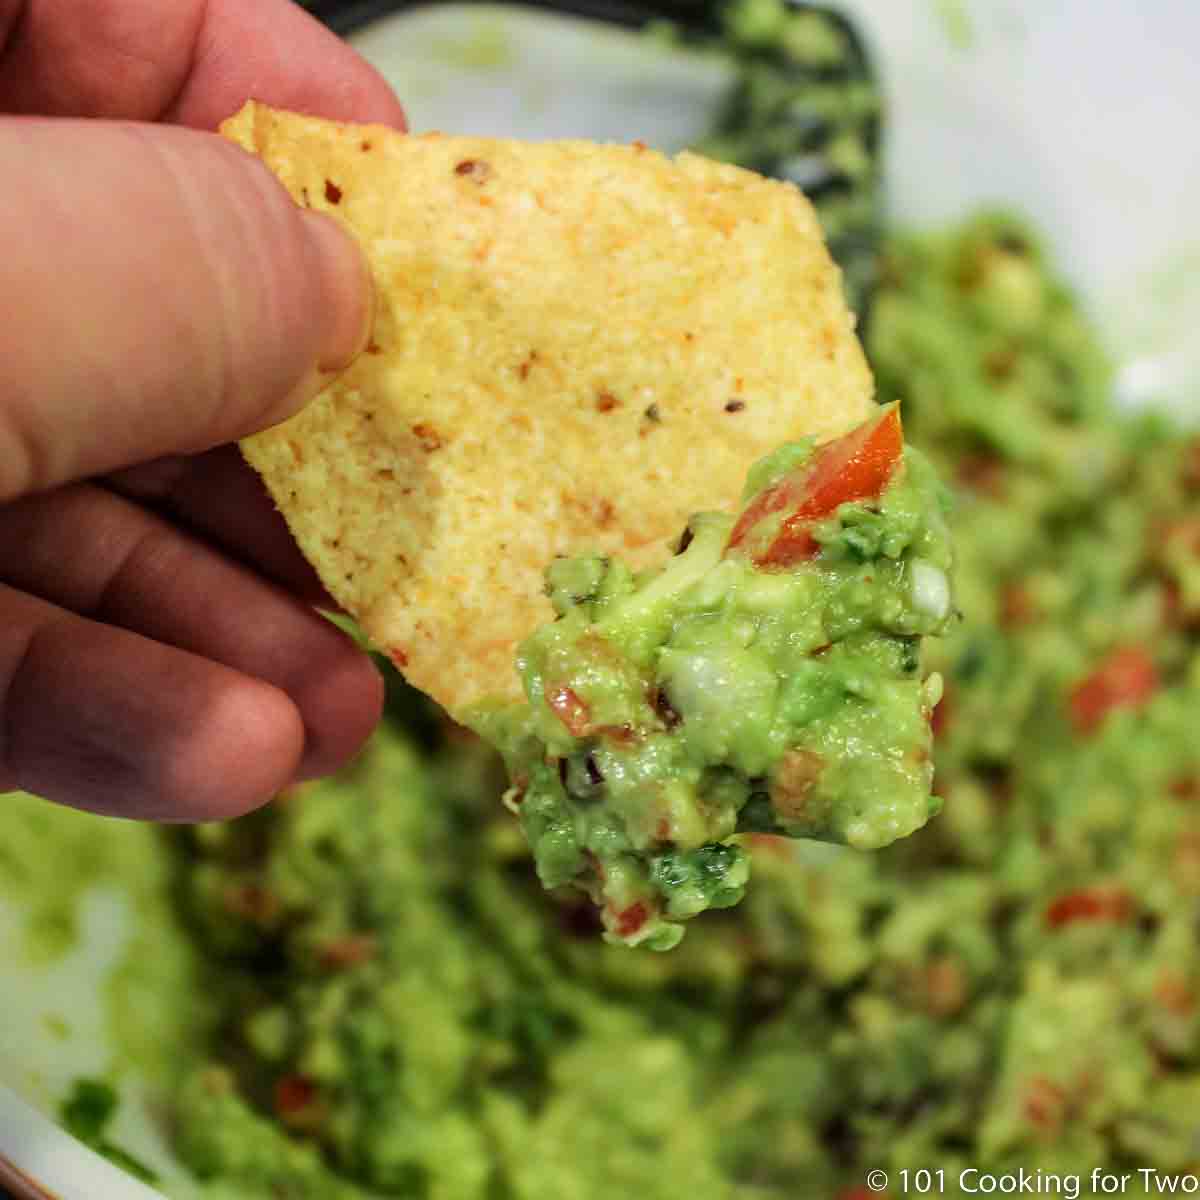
[221,101,874,714]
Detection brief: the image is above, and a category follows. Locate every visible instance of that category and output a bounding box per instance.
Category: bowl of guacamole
[4,3,1200,1198]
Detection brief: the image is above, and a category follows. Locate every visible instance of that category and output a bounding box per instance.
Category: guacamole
[471,405,954,948]
[142,212,1200,1200]
[2,208,1198,1198]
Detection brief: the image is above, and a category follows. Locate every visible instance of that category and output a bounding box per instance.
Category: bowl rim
[0,1084,164,1200]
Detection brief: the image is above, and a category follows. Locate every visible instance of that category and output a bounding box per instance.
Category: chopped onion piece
[910,560,951,620]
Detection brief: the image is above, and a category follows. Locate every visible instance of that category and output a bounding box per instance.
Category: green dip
[470,406,953,948]
[140,212,1200,1200]
[6,211,1200,1200]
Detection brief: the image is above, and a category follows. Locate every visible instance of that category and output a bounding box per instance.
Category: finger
[107,447,333,608]
[0,484,383,782]
[0,582,304,820]
[0,0,407,130]
[0,118,372,503]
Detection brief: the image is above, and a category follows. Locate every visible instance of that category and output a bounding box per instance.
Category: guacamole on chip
[221,101,954,942]
[475,404,952,947]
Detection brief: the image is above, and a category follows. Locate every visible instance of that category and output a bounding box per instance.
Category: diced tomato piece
[1158,517,1200,556]
[612,901,649,938]
[545,684,591,736]
[1044,887,1132,928]
[728,406,904,567]
[318,934,377,971]
[999,581,1035,628]
[1153,971,1195,1016]
[1182,439,1200,490]
[747,832,793,860]
[595,723,639,747]
[274,1074,317,1117]
[727,472,802,556]
[1068,647,1158,735]
[222,880,279,925]
[1163,578,1184,626]
[1022,1076,1066,1131]
[768,748,825,822]
[1170,777,1200,801]
[955,452,1006,497]
[1174,833,1200,893]
[922,957,968,1017]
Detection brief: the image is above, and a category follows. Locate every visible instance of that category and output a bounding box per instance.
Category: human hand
[0,0,407,820]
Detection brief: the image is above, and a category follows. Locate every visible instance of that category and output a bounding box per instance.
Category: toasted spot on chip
[454,158,492,183]
[221,101,874,715]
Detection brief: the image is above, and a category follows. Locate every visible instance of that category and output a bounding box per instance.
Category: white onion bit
[910,560,950,620]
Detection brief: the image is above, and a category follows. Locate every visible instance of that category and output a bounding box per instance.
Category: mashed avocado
[3,210,1198,1199]
[140,212,1200,1200]
[471,406,953,947]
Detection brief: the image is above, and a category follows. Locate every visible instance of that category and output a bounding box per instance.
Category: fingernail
[301,210,374,371]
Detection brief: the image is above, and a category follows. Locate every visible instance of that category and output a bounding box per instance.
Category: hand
[0,0,407,820]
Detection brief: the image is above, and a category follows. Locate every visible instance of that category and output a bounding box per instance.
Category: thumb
[0,116,371,502]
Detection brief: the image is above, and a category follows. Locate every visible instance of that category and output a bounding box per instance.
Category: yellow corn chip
[221,101,873,714]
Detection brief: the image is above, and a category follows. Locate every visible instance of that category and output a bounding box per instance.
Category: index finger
[0,0,406,129]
